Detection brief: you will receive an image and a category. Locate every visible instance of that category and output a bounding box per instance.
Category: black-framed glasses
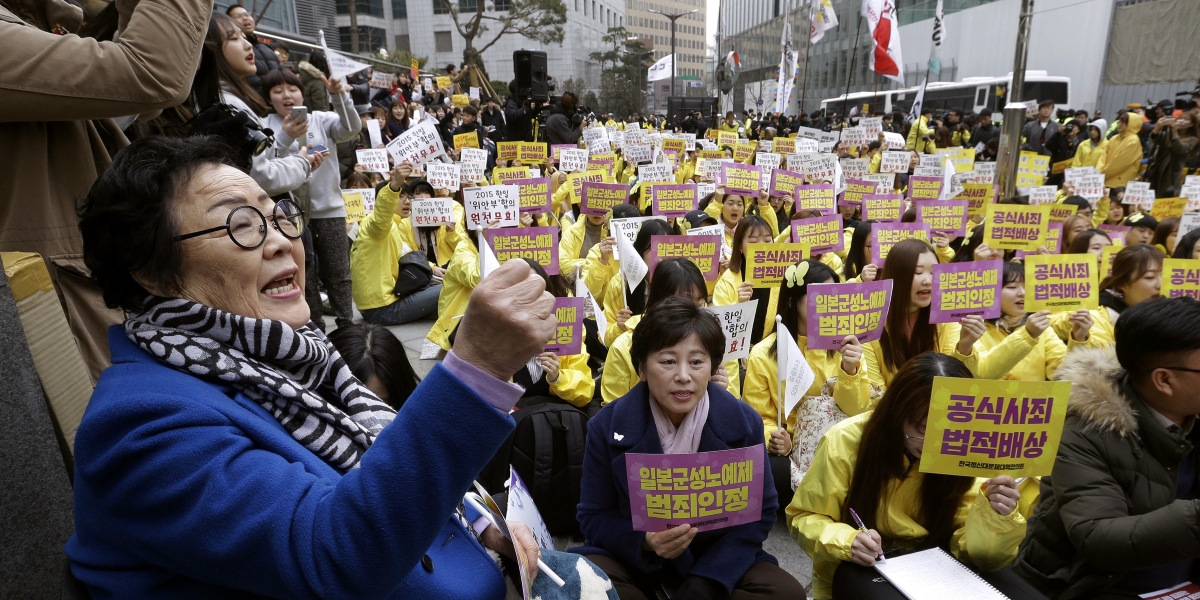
[173,200,305,249]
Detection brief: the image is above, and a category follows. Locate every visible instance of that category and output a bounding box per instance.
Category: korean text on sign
[463,185,520,230]
[1023,254,1099,312]
[920,377,1071,478]
[840,179,878,209]
[871,223,930,267]
[581,181,629,216]
[508,177,553,214]
[984,204,1050,252]
[545,297,584,354]
[930,260,1003,324]
[705,300,759,361]
[485,226,560,274]
[805,279,894,350]
[651,184,699,217]
[722,163,763,198]
[1161,258,1200,299]
[385,121,445,165]
[796,184,835,212]
[862,193,903,222]
[907,176,943,201]
[917,200,969,237]
[649,235,722,281]
[624,444,765,533]
[791,215,845,254]
[410,198,456,227]
[769,169,805,200]
[746,244,808,288]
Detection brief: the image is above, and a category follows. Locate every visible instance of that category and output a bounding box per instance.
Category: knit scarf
[124,297,396,471]
[648,390,710,454]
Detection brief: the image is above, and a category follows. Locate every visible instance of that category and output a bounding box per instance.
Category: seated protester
[1065,228,1113,258]
[574,297,807,599]
[1050,244,1163,346]
[789,353,1031,600]
[328,323,421,411]
[900,208,955,263]
[863,239,993,390]
[1061,214,1092,249]
[580,204,644,307]
[559,209,610,284]
[703,189,780,247]
[841,221,878,283]
[713,216,778,347]
[1124,212,1158,245]
[601,258,736,405]
[260,68,361,329]
[1151,217,1180,256]
[742,260,873,509]
[974,261,1098,382]
[351,165,444,326]
[513,259,595,410]
[1059,195,1102,227]
[774,210,845,273]
[409,179,464,271]
[427,224,488,352]
[601,218,674,347]
[1014,297,1200,599]
[766,190,795,227]
[1174,228,1200,260]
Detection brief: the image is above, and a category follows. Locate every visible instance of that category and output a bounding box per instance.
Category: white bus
[819,71,1071,116]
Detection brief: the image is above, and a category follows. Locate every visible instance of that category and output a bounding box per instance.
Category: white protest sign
[796,138,820,152]
[638,163,673,183]
[506,468,554,551]
[919,154,944,168]
[386,120,446,165]
[802,153,838,183]
[859,173,895,192]
[913,166,943,178]
[816,131,840,152]
[610,216,666,262]
[423,78,433,92]
[369,72,392,89]
[411,198,456,226]
[882,132,906,150]
[756,152,781,171]
[356,149,390,173]
[698,182,716,197]
[460,147,488,165]
[1024,99,1039,117]
[795,126,822,140]
[861,117,883,137]
[357,187,377,214]
[698,139,717,150]
[841,127,867,146]
[560,149,590,173]
[688,222,731,261]
[425,163,461,192]
[1124,181,1154,211]
[583,127,611,154]
[1075,174,1106,202]
[1183,184,1200,212]
[1187,174,1200,187]
[880,151,910,173]
[366,119,383,149]
[624,127,647,146]
[319,30,370,81]
[705,300,759,361]
[1181,213,1200,237]
[469,87,480,100]
[624,143,653,164]
[758,139,774,152]
[1029,186,1058,204]
[1064,166,1096,185]
[971,162,997,184]
[459,161,485,185]
[463,185,519,230]
[786,152,812,171]
[841,158,869,179]
[776,319,815,420]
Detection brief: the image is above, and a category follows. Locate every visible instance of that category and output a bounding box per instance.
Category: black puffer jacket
[1013,347,1200,599]
[246,35,281,91]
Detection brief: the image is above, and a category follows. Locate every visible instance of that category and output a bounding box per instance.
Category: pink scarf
[648,390,710,454]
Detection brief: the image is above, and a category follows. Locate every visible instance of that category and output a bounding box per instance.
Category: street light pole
[649,8,697,98]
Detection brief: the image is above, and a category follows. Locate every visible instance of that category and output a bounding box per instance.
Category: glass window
[338,26,387,52]
[336,0,384,17]
[395,34,410,50]
[392,0,407,16]
[494,0,511,9]
[459,0,477,11]
[433,0,450,14]
[435,31,453,52]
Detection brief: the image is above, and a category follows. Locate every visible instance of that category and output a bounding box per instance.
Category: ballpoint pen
[849,507,886,562]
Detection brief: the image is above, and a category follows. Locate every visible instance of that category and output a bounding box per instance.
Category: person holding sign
[703,189,781,248]
[789,353,1029,600]
[1064,228,1114,259]
[714,216,780,347]
[974,261,1098,382]
[511,260,595,409]
[600,259,735,404]
[575,297,806,600]
[1014,298,1200,600]
[864,239,989,389]
[600,219,674,347]
[427,225,492,352]
[1049,244,1164,348]
[742,260,872,508]
[581,204,643,306]
[842,222,880,283]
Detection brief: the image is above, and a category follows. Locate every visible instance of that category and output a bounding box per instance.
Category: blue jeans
[359,284,442,326]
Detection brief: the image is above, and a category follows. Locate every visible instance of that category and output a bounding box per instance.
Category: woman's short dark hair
[730,215,772,275]
[1100,244,1164,292]
[79,135,243,313]
[646,258,707,309]
[1065,228,1111,254]
[260,68,304,102]
[327,323,421,411]
[1174,228,1200,259]
[630,296,725,377]
[308,50,331,78]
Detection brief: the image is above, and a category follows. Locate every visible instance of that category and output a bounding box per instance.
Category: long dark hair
[628,219,674,315]
[194,13,270,116]
[646,258,707,309]
[951,225,985,263]
[523,258,567,298]
[1100,244,1164,292]
[877,239,939,373]
[1174,228,1200,259]
[327,323,421,411]
[771,259,839,357]
[1065,228,1111,255]
[843,352,975,550]
[730,215,772,275]
[843,221,875,280]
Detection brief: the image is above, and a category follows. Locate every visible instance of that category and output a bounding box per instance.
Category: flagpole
[840,9,864,120]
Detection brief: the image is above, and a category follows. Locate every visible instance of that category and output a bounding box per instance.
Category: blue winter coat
[66,327,513,599]
[571,382,778,593]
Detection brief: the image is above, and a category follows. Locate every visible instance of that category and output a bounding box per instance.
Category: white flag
[646,54,675,82]
[478,229,500,279]
[908,76,927,122]
[775,12,794,113]
[861,0,904,85]
[319,30,371,82]
[575,268,607,334]
[928,0,945,78]
[614,225,648,293]
[775,317,815,424]
[810,0,839,44]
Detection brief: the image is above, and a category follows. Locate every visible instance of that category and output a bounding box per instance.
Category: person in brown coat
[0,0,213,380]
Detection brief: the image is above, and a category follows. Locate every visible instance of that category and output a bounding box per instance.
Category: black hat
[405,178,435,196]
[1125,212,1158,230]
[684,210,718,229]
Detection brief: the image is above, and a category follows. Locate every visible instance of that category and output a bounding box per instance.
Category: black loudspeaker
[513,50,548,103]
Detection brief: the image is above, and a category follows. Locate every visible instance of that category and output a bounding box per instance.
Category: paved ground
[328,315,814,594]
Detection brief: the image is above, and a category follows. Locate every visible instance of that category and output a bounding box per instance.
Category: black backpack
[392,250,433,299]
[480,403,588,537]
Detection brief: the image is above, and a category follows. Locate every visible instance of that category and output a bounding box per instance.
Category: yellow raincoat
[1071,137,1106,169]
[600,319,741,404]
[427,238,480,350]
[788,412,1029,599]
[713,268,779,340]
[558,216,608,277]
[974,322,1097,381]
[538,351,595,408]
[862,323,980,389]
[906,115,934,154]
[1050,307,1115,348]
[1096,113,1145,188]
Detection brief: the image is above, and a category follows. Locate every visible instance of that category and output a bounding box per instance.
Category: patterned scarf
[125,297,396,471]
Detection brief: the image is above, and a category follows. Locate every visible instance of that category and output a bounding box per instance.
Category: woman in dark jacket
[573,297,805,599]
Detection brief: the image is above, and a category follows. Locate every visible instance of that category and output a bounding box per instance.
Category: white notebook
[873,548,1009,600]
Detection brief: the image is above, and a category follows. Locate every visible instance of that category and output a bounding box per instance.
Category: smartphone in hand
[307,144,329,155]
[291,106,308,125]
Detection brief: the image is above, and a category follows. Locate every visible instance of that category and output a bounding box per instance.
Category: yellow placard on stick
[519,142,548,161]
[745,244,808,288]
[733,142,756,163]
[984,204,1050,252]
[717,131,737,147]
[1151,197,1187,220]
[451,94,470,107]
[1023,254,1099,312]
[453,131,480,150]
[341,190,367,223]
[920,377,1071,478]
[1016,151,1050,188]
[498,141,521,161]
[436,76,452,90]
[492,167,532,184]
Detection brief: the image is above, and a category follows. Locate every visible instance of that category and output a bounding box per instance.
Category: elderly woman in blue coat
[573,296,806,599]
[66,135,556,599]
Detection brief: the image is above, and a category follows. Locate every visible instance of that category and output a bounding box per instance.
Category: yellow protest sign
[498,141,520,161]
[1046,203,1077,224]
[698,149,725,161]
[453,131,479,150]
[717,131,737,147]
[451,94,470,107]
[492,166,532,184]
[984,204,1050,251]
[340,190,367,223]
[745,244,808,288]
[1016,151,1050,188]
[662,138,686,156]
[1024,254,1099,312]
[1162,258,1200,300]
[733,142,756,163]
[588,153,618,179]
[435,76,452,90]
[959,183,996,220]
[920,377,1071,478]
[1151,197,1187,220]
[773,137,796,154]
[519,142,548,161]
[937,147,975,172]
[1051,158,1073,175]
[568,170,607,202]
[1100,244,1120,280]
